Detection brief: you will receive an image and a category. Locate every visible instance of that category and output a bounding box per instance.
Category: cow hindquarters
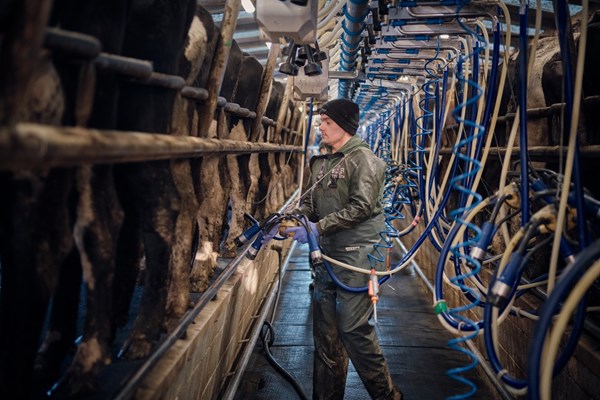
[49,165,124,397]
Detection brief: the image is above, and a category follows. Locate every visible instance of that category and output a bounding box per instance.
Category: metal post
[197,0,240,137]
[250,43,281,142]
[275,78,294,144]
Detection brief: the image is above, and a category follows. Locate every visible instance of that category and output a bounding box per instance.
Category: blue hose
[324,261,390,293]
[518,2,530,225]
[526,240,600,399]
[554,0,589,247]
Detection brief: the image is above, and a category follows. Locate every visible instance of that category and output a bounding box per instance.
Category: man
[284,98,403,400]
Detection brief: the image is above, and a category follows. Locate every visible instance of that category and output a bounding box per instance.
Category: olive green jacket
[299,135,386,270]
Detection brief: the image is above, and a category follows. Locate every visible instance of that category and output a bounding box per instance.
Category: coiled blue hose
[443,16,487,399]
[338,0,369,98]
[369,111,402,269]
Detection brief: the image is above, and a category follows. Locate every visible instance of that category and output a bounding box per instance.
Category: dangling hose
[260,321,309,400]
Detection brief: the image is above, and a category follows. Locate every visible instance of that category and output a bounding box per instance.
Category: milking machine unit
[255,0,318,45]
[255,0,327,100]
[234,209,392,287]
[234,212,323,268]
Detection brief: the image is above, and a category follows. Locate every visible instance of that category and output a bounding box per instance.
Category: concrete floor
[234,243,495,400]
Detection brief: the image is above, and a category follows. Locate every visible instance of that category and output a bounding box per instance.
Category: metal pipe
[217,96,228,108]
[445,96,600,128]
[238,107,252,118]
[114,243,254,400]
[251,43,281,142]
[434,145,600,160]
[224,102,241,114]
[182,88,256,119]
[197,0,240,137]
[44,27,101,60]
[262,116,276,127]
[181,86,209,101]
[404,4,496,19]
[94,52,153,79]
[341,0,369,67]
[329,70,359,80]
[0,122,303,170]
[275,78,294,144]
[131,71,186,91]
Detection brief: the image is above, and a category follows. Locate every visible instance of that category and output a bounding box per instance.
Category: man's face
[319,114,347,151]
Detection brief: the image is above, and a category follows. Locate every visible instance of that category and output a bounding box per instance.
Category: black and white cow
[192,39,243,290]
[542,10,600,145]
[0,1,81,398]
[0,1,300,397]
[219,54,265,256]
[1,0,208,397]
[35,1,131,396]
[111,0,198,361]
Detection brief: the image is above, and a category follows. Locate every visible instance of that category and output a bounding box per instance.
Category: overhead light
[241,0,255,13]
[440,34,450,40]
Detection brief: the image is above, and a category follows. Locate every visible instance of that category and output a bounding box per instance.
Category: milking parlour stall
[1,1,600,400]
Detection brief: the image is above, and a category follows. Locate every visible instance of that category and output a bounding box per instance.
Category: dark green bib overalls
[301,138,399,400]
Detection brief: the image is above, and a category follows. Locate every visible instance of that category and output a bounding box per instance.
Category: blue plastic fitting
[469,221,495,263]
[245,232,265,260]
[488,253,525,308]
[234,222,261,247]
[307,232,323,267]
[568,191,600,220]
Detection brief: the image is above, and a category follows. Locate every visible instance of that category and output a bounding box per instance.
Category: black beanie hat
[319,98,360,135]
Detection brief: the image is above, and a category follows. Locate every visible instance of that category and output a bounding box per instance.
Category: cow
[540,9,600,200]
[243,79,285,221]
[221,54,265,257]
[0,1,79,398]
[34,1,130,396]
[111,0,198,361]
[1,0,208,397]
[0,2,300,397]
[541,10,600,146]
[192,39,243,291]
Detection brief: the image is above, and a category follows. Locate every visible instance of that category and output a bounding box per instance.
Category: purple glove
[262,223,281,243]
[283,220,319,244]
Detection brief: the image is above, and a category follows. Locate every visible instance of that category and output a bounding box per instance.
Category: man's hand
[283,219,319,244]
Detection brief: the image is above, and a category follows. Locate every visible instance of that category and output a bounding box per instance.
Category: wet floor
[234,243,496,400]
